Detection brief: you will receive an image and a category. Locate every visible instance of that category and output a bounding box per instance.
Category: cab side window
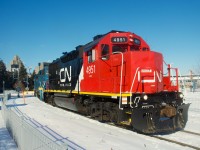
[88,49,95,63]
[101,44,109,60]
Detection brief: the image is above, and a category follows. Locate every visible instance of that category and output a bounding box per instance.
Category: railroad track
[151,130,200,150]
[100,118,200,150]
[181,130,200,136]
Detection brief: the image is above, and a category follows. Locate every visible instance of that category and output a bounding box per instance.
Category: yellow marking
[44,90,71,93]
[125,111,132,115]
[120,121,131,126]
[38,87,43,90]
[44,90,131,97]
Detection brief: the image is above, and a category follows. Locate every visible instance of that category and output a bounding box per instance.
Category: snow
[184,91,200,133]
[1,91,200,150]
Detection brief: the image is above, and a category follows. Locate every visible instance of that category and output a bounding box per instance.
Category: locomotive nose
[130,51,163,94]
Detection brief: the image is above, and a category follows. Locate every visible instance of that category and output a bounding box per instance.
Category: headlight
[179,93,184,98]
[143,95,148,100]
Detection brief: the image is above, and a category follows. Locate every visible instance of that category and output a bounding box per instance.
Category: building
[34,62,50,74]
[9,55,23,72]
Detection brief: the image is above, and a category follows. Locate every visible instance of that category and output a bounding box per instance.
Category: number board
[111,37,128,43]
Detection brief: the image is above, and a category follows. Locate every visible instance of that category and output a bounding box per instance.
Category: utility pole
[190,70,195,92]
[17,68,20,98]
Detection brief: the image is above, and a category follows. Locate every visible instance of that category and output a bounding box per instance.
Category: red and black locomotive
[36,30,190,134]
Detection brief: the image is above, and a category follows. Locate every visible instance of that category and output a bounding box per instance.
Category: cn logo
[60,66,71,83]
[138,70,162,83]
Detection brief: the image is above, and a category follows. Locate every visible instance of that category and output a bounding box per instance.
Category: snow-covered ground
[183,91,200,133]
[1,91,200,150]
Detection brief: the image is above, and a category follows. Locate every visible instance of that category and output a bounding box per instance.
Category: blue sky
[0,0,200,75]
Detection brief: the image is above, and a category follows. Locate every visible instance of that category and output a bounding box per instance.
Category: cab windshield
[112,45,128,53]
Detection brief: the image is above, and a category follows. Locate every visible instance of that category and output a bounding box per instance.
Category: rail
[151,129,200,150]
[151,135,200,150]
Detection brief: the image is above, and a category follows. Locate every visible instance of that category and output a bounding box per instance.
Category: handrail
[168,64,179,91]
[112,51,124,110]
[129,67,140,108]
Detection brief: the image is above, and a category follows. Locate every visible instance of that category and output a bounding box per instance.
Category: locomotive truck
[34,30,190,134]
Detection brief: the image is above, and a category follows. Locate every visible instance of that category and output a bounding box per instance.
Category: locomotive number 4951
[86,65,95,74]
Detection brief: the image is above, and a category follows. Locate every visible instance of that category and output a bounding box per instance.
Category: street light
[3,80,5,94]
[26,67,32,92]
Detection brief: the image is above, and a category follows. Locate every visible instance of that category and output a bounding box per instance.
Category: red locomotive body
[41,30,189,133]
[81,32,168,94]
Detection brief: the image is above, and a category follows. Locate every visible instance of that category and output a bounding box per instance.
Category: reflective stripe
[122,97,127,104]
[44,90,131,97]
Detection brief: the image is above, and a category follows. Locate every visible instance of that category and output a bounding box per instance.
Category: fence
[1,93,67,150]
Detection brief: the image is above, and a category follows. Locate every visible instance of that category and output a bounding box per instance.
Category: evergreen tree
[0,59,15,91]
[6,71,15,90]
[19,63,27,81]
[0,59,6,92]
[29,70,35,90]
